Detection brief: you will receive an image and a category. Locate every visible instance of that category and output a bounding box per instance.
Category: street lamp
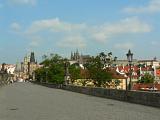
[64,61,69,85]
[126,49,133,90]
[45,66,49,83]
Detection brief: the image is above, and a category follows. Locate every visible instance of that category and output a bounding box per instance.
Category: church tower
[28,52,37,80]
[71,51,74,60]
[30,52,35,63]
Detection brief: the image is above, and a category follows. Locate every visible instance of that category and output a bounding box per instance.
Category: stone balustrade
[62,85,160,108]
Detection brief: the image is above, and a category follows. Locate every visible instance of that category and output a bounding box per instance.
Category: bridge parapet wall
[63,85,160,108]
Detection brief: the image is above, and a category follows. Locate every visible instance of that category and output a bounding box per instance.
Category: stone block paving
[0,82,160,120]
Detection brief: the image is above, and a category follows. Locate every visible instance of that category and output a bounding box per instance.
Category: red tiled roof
[117,66,153,72]
[133,83,160,90]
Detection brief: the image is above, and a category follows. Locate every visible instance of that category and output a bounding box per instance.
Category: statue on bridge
[64,61,70,85]
[0,63,14,86]
[0,63,7,74]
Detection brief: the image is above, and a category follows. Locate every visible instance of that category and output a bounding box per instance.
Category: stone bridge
[0,82,160,120]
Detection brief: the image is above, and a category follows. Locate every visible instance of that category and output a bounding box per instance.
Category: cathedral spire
[76,49,79,60]
[30,52,35,63]
[71,51,73,60]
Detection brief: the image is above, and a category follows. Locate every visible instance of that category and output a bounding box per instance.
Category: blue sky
[0,0,160,63]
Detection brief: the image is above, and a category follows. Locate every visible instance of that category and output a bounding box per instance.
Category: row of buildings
[0,52,40,82]
[1,50,160,90]
[14,52,40,81]
[69,50,160,90]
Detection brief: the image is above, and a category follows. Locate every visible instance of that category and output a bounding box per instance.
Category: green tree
[84,53,112,87]
[35,67,46,82]
[42,54,48,61]
[35,53,65,84]
[69,63,81,84]
[138,73,154,83]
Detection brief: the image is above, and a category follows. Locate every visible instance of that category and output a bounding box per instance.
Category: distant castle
[70,49,80,61]
[70,50,90,65]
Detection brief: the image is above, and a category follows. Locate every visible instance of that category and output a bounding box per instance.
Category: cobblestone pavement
[0,82,160,120]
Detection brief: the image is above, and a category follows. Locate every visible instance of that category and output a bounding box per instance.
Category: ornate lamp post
[64,61,69,85]
[126,49,133,90]
[45,66,49,83]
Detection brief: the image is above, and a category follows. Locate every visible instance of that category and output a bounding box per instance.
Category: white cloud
[124,0,160,13]
[10,22,21,31]
[0,47,3,51]
[57,36,86,48]
[29,41,39,47]
[151,41,157,45]
[26,18,86,34]
[151,41,160,46]
[114,42,134,50]
[106,17,151,33]
[29,36,42,47]
[0,3,3,8]
[8,0,36,6]
[12,17,151,49]
[91,17,151,42]
[24,18,87,49]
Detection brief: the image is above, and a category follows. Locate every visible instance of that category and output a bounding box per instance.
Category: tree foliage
[69,63,81,83]
[35,54,65,84]
[36,52,114,87]
[138,73,154,83]
[84,53,112,87]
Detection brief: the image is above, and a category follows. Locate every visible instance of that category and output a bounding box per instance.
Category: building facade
[16,52,39,80]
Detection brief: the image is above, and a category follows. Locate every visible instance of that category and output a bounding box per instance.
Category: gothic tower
[30,52,35,63]
[28,52,37,80]
[71,51,74,60]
